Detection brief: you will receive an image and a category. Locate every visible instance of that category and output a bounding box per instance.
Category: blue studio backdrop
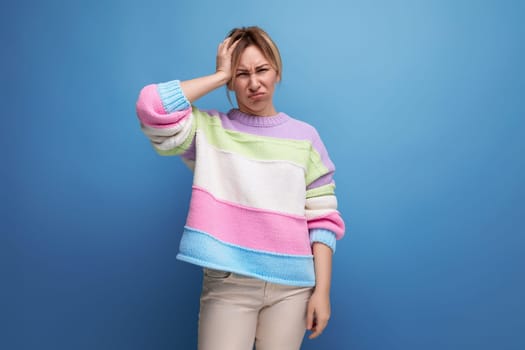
[2,0,524,349]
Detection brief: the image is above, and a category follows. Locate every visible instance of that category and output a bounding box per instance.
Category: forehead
[237,46,270,68]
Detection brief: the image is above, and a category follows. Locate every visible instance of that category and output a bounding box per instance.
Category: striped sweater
[136,79,345,286]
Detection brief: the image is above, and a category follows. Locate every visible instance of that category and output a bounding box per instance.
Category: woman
[136,26,345,350]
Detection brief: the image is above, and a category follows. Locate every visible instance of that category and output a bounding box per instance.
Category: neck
[229,109,290,127]
[238,104,277,117]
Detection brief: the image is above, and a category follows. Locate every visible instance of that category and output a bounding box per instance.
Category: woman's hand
[216,36,240,82]
[307,242,333,339]
[306,289,331,339]
[179,37,240,103]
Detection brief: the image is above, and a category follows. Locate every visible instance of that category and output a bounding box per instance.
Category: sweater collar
[228,109,290,127]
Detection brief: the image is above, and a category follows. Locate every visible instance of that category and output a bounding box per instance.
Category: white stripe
[305,195,338,220]
[194,132,306,216]
[305,195,338,210]
[140,114,191,136]
[141,114,194,151]
[305,208,337,220]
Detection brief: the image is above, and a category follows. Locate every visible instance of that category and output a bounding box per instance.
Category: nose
[248,74,260,91]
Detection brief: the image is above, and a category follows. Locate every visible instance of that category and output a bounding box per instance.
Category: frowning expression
[231,45,280,116]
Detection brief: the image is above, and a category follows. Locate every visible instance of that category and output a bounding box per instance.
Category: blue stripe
[176,227,316,286]
[309,228,337,253]
[157,79,190,112]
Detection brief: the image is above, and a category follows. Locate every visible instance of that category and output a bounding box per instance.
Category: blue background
[2,0,524,349]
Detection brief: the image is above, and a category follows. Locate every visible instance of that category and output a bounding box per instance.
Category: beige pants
[198,268,313,350]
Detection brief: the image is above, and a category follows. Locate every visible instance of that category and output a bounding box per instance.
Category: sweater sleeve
[305,130,345,253]
[135,80,196,156]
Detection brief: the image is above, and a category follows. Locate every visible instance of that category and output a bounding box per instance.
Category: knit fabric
[136,79,345,286]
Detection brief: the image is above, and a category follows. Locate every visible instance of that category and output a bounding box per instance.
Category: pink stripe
[136,84,190,128]
[186,187,311,255]
[308,212,345,240]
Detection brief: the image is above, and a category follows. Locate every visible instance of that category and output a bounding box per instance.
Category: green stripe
[306,183,336,199]
[305,148,329,186]
[193,108,329,185]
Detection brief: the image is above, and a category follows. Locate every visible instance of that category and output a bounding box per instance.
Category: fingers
[306,304,330,339]
[217,37,240,62]
[306,303,315,331]
[308,315,329,339]
[216,37,240,77]
[217,38,229,54]
[228,36,241,50]
[220,36,240,51]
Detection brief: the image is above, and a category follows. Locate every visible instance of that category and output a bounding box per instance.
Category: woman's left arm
[306,242,333,339]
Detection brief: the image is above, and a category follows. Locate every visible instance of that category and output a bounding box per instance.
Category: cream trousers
[198,268,313,350]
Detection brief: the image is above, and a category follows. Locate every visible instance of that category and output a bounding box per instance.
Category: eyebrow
[236,64,271,71]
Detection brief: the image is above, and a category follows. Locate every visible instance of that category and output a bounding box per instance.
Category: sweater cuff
[309,229,337,253]
[157,80,190,112]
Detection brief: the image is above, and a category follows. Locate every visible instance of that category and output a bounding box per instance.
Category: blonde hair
[226,26,282,91]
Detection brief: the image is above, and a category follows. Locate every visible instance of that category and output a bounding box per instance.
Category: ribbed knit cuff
[309,229,337,253]
[157,80,190,112]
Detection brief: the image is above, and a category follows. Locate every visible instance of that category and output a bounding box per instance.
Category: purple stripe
[307,174,335,190]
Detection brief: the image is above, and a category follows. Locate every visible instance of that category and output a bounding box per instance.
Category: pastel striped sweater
[136,80,345,286]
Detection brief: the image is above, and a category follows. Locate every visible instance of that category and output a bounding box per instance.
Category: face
[231,45,280,116]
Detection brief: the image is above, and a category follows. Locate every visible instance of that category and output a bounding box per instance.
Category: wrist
[313,284,331,296]
[214,70,231,85]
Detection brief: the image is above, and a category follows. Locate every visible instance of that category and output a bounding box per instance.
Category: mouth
[248,92,265,100]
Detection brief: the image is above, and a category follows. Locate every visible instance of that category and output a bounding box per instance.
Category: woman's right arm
[135,37,238,156]
[181,36,238,103]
